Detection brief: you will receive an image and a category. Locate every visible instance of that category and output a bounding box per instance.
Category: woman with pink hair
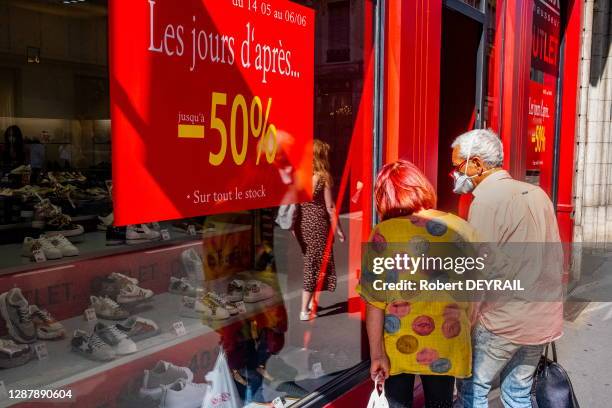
[360,160,477,408]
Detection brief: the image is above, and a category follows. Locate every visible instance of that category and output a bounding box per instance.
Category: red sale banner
[526,79,556,171]
[526,0,560,173]
[110,0,314,225]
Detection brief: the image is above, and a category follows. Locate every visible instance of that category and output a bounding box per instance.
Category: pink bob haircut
[374,159,437,220]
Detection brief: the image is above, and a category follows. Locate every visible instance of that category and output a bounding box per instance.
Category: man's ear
[472,157,485,174]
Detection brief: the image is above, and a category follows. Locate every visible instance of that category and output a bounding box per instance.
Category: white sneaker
[41,233,79,257]
[90,296,130,320]
[71,329,116,361]
[244,280,275,303]
[109,272,139,286]
[94,322,137,355]
[226,279,245,302]
[180,248,204,285]
[97,212,114,231]
[126,224,161,244]
[10,165,31,175]
[140,361,194,401]
[116,284,154,304]
[160,379,207,408]
[22,237,62,260]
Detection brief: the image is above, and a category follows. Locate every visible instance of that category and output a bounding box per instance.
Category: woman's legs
[384,373,416,408]
[301,290,313,314]
[421,375,455,408]
[384,374,454,408]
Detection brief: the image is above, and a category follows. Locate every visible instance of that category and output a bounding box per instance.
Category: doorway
[436,5,483,213]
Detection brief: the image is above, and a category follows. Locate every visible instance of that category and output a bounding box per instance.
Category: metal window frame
[372,0,385,226]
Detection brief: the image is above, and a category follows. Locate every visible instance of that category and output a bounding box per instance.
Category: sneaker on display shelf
[93,322,138,355]
[86,187,107,200]
[90,296,130,320]
[172,220,202,233]
[244,280,275,303]
[179,296,200,319]
[126,224,161,244]
[22,237,63,260]
[41,233,79,257]
[116,283,154,304]
[205,292,239,316]
[29,305,65,340]
[0,339,33,369]
[106,226,127,246]
[71,329,116,361]
[32,199,60,229]
[44,213,84,237]
[0,288,37,344]
[139,360,194,401]
[115,316,160,342]
[10,164,31,175]
[168,277,197,297]
[97,212,114,231]
[109,272,139,286]
[180,295,230,320]
[160,379,208,408]
[226,279,245,302]
[180,248,204,285]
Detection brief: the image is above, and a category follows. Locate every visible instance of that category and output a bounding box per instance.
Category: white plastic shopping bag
[367,380,389,408]
[275,204,297,230]
[201,350,242,408]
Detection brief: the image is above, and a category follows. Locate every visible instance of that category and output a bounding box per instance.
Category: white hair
[451,129,504,167]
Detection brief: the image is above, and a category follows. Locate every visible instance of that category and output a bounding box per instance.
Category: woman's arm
[323,185,345,242]
[366,303,390,380]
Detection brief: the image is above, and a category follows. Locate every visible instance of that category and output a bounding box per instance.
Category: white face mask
[451,171,477,194]
[452,135,478,195]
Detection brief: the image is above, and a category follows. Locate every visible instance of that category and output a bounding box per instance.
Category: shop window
[0,0,374,406]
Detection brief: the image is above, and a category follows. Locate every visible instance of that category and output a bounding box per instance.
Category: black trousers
[384,374,455,408]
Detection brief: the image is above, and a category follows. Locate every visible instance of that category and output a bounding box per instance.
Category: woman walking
[295,140,345,321]
[361,160,477,408]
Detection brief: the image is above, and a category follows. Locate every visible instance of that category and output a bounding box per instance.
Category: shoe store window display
[0,287,65,369]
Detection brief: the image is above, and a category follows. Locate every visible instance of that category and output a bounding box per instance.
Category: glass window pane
[0,0,374,406]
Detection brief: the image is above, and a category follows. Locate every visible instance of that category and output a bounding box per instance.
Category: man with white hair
[450,129,563,408]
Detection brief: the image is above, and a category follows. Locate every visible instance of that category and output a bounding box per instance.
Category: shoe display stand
[0,292,284,407]
[0,224,264,407]
[0,222,249,275]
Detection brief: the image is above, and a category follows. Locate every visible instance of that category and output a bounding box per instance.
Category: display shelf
[0,291,282,407]
[0,223,252,277]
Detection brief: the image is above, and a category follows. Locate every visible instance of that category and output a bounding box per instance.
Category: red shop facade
[325,0,581,406]
[0,0,582,407]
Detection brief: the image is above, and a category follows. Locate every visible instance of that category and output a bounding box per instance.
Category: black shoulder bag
[531,342,580,408]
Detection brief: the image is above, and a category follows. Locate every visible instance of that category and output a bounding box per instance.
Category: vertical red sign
[526,0,561,189]
[110,0,314,225]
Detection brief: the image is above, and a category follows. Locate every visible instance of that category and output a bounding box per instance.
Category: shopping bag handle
[367,379,387,408]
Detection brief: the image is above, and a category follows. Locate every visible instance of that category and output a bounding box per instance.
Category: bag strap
[543,341,558,363]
